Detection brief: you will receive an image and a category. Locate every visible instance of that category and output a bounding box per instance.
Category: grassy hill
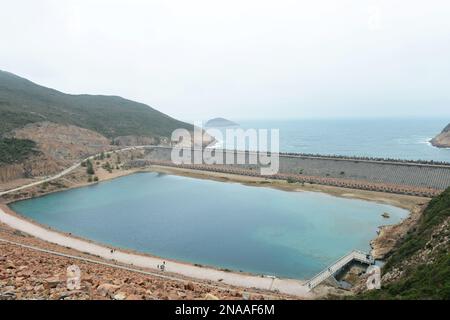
[357,187,450,299]
[0,70,193,138]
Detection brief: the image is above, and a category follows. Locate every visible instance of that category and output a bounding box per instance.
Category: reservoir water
[11,172,408,279]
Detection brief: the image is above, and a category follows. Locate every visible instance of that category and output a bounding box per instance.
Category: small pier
[305,250,374,290]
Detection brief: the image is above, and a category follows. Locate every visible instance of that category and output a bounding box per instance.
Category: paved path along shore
[0,206,311,297]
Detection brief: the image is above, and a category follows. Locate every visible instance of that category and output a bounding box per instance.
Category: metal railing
[305,250,374,290]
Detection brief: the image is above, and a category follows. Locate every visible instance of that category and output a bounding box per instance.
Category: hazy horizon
[1,0,450,122]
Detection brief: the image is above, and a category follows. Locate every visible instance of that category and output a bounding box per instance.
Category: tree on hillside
[86,159,95,175]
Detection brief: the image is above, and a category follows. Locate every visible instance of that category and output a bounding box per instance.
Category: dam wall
[125,146,450,195]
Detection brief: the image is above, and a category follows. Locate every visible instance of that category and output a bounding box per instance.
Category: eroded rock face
[11,122,111,160]
[113,135,162,146]
[430,123,450,148]
[0,122,112,183]
[0,155,63,184]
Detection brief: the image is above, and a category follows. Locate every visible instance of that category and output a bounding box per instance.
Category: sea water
[208,117,450,162]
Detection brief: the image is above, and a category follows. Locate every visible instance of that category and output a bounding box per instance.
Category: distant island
[204,117,239,128]
[430,123,450,148]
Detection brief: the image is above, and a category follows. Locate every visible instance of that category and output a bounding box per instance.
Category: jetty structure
[305,250,374,290]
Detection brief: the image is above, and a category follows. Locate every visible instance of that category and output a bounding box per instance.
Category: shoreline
[0,203,311,297]
[0,164,429,296]
[3,164,427,210]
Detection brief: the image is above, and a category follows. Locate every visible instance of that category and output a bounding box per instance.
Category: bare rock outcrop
[0,122,112,183]
[0,155,63,184]
[10,122,111,160]
[113,135,163,146]
[430,123,450,148]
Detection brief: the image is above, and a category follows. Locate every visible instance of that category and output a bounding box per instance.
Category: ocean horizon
[200,117,450,162]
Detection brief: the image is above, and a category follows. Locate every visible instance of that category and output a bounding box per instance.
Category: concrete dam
[125,146,450,197]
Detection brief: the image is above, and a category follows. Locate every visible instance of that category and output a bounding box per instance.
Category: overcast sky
[1,0,449,122]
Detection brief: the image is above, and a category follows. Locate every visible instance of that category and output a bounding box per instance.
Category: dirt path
[0,146,143,197]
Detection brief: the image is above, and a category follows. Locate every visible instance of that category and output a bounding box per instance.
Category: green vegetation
[102,162,113,173]
[88,175,99,183]
[287,177,297,184]
[0,70,193,138]
[357,187,450,299]
[86,159,95,175]
[0,138,37,164]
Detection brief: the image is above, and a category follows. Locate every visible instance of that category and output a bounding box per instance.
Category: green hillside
[357,187,450,299]
[0,70,193,138]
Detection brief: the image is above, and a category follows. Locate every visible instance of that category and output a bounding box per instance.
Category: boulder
[205,293,219,300]
[113,292,127,300]
[242,292,250,300]
[96,283,120,297]
[184,282,195,291]
[44,276,62,289]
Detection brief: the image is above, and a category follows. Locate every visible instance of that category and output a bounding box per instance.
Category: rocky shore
[430,123,450,148]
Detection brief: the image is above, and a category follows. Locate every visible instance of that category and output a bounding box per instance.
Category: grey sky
[1,0,449,122]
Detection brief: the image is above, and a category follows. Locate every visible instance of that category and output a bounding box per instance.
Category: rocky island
[430,123,450,148]
[204,117,239,128]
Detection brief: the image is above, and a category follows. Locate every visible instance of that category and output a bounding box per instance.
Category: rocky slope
[355,187,450,299]
[430,123,450,148]
[0,122,112,184]
[0,221,289,300]
[10,122,111,161]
